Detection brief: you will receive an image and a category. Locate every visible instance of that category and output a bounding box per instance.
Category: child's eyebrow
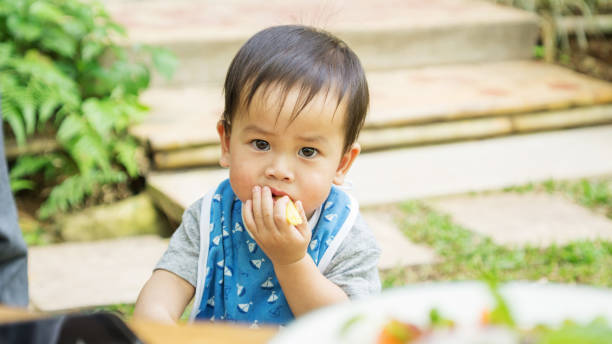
[243,125,273,136]
[297,135,328,145]
[243,125,329,145]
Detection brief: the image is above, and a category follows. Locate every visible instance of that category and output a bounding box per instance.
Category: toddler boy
[134,25,381,326]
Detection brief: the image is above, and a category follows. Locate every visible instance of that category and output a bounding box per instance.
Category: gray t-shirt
[156,197,382,300]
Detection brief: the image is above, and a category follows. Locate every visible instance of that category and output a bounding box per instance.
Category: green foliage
[39,169,127,219]
[0,0,177,218]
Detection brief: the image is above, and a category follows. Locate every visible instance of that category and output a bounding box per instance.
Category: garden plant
[0,0,176,219]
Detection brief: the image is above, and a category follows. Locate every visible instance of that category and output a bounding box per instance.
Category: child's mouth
[269,187,290,201]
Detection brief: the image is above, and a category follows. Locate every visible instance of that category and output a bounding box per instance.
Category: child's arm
[242,186,349,317]
[274,255,349,316]
[133,269,195,323]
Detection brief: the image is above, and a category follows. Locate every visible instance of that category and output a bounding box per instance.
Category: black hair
[222,25,369,152]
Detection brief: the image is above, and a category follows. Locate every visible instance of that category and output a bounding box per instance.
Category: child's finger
[294,201,310,239]
[242,199,257,237]
[261,186,278,233]
[273,196,290,231]
[251,186,265,233]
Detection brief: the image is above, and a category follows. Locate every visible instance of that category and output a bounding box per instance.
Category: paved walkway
[28,236,168,312]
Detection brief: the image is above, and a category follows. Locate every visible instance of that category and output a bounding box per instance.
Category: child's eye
[251,139,270,151]
[298,147,318,158]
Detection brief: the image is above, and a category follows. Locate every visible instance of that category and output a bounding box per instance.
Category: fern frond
[15,50,77,92]
[7,15,42,42]
[0,71,19,90]
[0,42,15,66]
[15,85,38,135]
[114,138,140,177]
[29,2,65,27]
[30,81,61,127]
[82,97,114,140]
[10,179,35,192]
[38,169,126,219]
[1,94,26,145]
[40,27,77,58]
[70,132,112,173]
[9,154,52,180]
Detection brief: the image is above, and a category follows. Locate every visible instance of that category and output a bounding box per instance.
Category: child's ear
[333,142,361,186]
[217,120,231,168]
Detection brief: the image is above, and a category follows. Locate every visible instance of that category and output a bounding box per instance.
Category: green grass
[382,178,612,289]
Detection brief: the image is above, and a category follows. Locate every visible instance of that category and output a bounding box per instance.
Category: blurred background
[2,0,612,321]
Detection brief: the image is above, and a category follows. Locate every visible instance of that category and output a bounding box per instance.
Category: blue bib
[191,179,357,326]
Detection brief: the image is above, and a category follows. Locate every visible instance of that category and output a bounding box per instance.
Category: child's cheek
[229,170,255,203]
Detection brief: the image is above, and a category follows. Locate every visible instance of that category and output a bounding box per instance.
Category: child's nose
[265,157,294,182]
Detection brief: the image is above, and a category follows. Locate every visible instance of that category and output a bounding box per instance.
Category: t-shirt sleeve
[154,198,203,287]
[323,213,382,300]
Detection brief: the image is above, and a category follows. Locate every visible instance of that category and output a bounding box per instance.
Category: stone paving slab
[361,209,438,269]
[349,125,612,206]
[104,0,537,85]
[428,193,612,247]
[28,236,168,312]
[147,125,612,218]
[130,61,612,154]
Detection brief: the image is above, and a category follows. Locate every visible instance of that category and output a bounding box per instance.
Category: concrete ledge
[513,105,612,132]
[149,106,612,169]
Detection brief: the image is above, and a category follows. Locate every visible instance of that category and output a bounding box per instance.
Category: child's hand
[242,185,310,266]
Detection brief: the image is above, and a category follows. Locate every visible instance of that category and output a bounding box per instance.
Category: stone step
[28,236,168,312]
[146,125,612,223]
[105,0,538,86]
[129,61,612,169]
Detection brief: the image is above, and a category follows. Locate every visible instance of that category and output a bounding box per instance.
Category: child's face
[217,86,360,219]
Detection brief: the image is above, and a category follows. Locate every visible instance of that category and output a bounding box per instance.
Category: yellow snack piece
[286,200,303,225]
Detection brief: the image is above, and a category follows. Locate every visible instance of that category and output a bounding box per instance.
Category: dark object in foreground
[0,311,143,344]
